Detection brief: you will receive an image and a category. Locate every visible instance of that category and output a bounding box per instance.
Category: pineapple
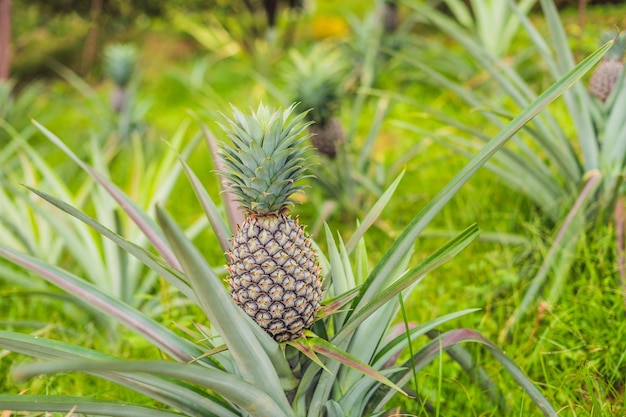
[308,116,345,158]
[379,1,399,33]
[589,33,625,103]
[104,44,138,113]
[219,104,323,342]
[284,44,348,158]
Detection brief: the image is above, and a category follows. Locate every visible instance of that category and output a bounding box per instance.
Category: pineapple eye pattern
[227,213,322,342]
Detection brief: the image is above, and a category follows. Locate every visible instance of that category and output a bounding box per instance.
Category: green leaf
[155,206,297,412]
[345,171,404,254]
[0,331,237,417]
[317,287,361,320]
[31,119,182,269]
[514,0,600,171]
[371,309,481,367]
[201,123,245,231]
[349,38,612,319]
[0,244,204,363]
[24,186,196,302]
[12,360,291,417]
[342,225,480,339]
[179,156,232,256]
[307,338,407,396]
[288,338,331,373]
[500,170,602,340]
[0,396,182,417]
[376,329,557,417]
[301,226,477,417]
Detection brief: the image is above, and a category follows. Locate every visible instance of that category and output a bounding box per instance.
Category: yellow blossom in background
[311,15,349,39]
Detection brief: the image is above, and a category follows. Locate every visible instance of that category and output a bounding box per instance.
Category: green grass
[2,2,626,416]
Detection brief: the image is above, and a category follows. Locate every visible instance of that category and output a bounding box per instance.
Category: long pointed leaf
[0,244,204,363]
[376,329,557,416]
[346,171,404,254]
[12,360,290,417]
[307,338,407,396]
[179,156,232,255]
[0,396,182,417]
[156,206,296,412]
[0,331,237,417]
[349,39,612,318]
[500,169,602,340]
[31,119,182,270]
[24,186,196,302]
[343,225,480,338]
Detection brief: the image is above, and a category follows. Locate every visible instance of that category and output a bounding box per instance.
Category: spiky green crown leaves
[219,103,314,215]
[104,44,138,88]
[283,43,348,125]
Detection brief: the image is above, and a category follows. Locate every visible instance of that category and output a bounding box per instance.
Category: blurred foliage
[12,0,306,79]
[21,0,190,21]
[19,0,304,26]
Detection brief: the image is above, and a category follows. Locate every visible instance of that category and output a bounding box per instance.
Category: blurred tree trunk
[578,0,587,30]
[0,0,10,80]
[80,0,103,75]
[263,0,278,27]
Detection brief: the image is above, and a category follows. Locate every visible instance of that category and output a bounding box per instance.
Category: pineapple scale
[227,211,322,342]
[589,58,624,102]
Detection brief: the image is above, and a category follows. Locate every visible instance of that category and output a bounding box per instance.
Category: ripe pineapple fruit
[219,104,323,343]
[284,43,348,158]
[589,33,625,103]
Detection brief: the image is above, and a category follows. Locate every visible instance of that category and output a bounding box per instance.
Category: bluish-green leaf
[156,206,296,413]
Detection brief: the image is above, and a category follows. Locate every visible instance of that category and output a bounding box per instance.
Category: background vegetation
[1,0,625,416]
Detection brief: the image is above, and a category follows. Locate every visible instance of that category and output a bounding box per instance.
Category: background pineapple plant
[283,43,349,158]
[589,32,625,102]
[104,43,138,113]
[219,103,323,342]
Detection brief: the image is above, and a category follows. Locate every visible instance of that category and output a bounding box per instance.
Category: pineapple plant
[0,79,600,413]
[589,33,625,102]
[104,43,138,113]
[219,103,323,342]
[283,43,348,158]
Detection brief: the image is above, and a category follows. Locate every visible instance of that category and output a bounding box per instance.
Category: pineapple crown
[283,43,348,125]
[104,44,138,88]
[219,103,313,215]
